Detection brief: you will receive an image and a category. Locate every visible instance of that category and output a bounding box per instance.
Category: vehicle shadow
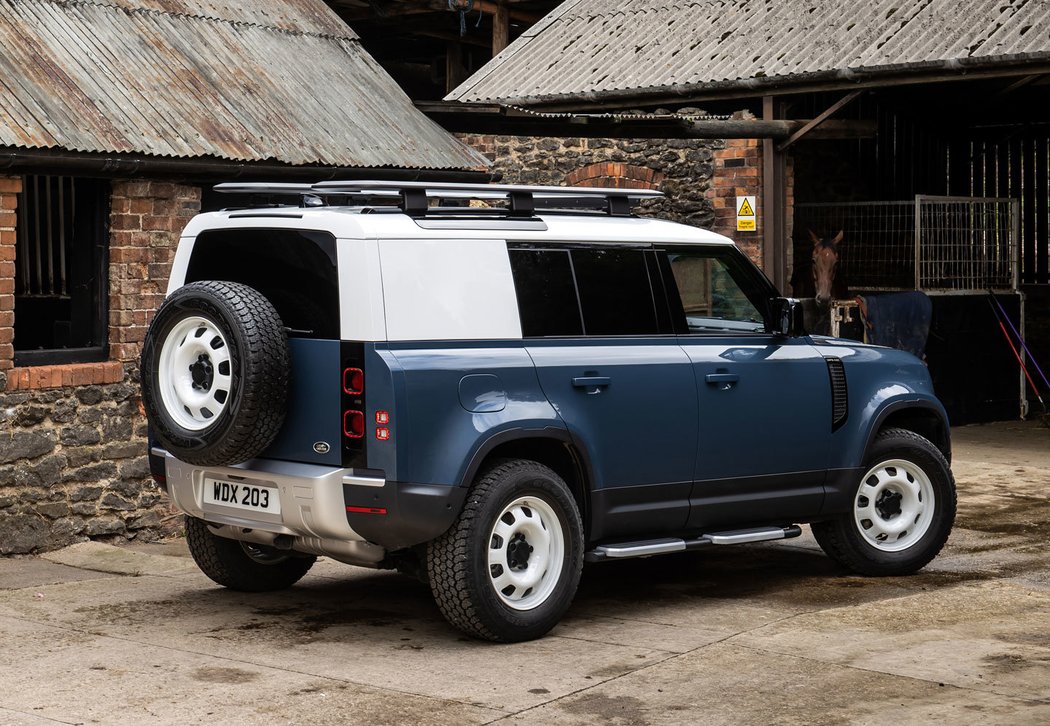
[134,541,986,646]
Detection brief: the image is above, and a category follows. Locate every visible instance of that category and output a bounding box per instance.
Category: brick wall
[709,138,766,266]
[0,177,19,383]
[0,177,201,554]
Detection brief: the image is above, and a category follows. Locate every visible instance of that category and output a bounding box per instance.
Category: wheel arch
[866,401,951,464]
[462,429,593,537]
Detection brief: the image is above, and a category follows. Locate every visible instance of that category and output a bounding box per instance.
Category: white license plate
[203,478,281,515]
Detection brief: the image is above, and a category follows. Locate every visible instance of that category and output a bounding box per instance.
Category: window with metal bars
[14,175,109,365]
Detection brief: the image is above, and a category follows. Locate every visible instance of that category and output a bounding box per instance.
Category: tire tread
[812,427,956,576]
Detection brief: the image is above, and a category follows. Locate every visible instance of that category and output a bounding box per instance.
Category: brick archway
[565,162,664,189]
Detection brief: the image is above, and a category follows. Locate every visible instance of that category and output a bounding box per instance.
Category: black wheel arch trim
[864,399,951,464]
[460,426,596,492]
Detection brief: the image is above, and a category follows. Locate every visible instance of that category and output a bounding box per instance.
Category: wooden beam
[339,0,541,23]
[776,90,862,151]
[493,2,509,55]
[418,102,877,139]
[994,74,1042,97]
[445,42,468,95]
[417,29,491,48]
[762,96,788,292]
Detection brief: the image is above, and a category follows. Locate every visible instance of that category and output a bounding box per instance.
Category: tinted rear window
[570,248,660,336]
[186,229,339,339]
[508,249,583,337]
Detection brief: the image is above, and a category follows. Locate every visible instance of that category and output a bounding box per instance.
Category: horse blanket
[857,291,933,360]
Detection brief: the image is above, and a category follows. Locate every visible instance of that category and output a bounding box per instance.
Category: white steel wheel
[157,315,233,431]
[487,496,566,610]
[853,458,935,552]
[427,459,584,642]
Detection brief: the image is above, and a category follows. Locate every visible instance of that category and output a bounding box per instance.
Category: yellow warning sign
[736,195,756,232]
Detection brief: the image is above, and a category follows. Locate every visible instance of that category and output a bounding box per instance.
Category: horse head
[807,229,843,306]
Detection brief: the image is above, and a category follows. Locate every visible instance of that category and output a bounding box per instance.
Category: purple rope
[991,294,1050,392]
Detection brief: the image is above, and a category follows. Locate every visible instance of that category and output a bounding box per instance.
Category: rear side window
[186,229,339,339]
[508,246,667,337]
[508,249,583,337]
[571,248,660,336]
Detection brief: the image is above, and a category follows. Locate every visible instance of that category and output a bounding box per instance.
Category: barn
[0,0,488,554]
[443,0,1050,424]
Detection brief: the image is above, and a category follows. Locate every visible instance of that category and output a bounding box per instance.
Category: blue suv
[142,181,956,642]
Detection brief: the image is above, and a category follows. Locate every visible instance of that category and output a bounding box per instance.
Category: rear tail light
[343,410,365,438]
[343,367,364,395]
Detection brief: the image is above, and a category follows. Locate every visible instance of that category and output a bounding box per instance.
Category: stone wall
[458,133,775,272]
[0,178,201,554]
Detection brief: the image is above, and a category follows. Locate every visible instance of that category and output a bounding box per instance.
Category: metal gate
[794,195,1019,294]
[794,195,1026,419]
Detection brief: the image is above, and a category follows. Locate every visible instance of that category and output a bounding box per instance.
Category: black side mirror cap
[769,297,805,337]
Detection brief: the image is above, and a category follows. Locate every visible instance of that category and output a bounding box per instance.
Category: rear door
[508,245,699,541]
[658,246,831,530]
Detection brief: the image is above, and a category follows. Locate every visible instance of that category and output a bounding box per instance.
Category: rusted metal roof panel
[0,0,487,169]
[448,0,1050,105]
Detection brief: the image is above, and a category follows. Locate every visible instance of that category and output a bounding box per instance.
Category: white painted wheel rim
[853,458,935,552]
[157,316,233,432]
[488,495,566,611]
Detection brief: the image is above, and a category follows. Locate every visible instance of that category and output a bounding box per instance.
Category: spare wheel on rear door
[141,280,289,466]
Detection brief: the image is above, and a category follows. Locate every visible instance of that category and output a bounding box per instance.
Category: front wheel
[426,459,584,642]
[812,428,956,576]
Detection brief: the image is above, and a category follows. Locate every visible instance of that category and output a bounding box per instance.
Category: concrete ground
[1,421,1049,725]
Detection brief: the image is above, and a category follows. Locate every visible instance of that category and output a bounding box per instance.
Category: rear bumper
[157,449,465,553]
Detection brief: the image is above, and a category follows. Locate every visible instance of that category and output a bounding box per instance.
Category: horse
[790,229,846,306]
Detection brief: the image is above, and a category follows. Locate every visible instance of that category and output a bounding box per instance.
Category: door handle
[705,373,739,389]
[572,376,611,390]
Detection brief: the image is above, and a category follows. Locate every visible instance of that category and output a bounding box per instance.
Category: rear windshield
[186,228,339,339]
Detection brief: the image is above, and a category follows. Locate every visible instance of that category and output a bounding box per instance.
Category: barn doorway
[789,82,1050,424]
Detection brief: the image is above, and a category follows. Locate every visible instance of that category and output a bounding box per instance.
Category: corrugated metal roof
[448,0,1050,105]
[0,0,487,169]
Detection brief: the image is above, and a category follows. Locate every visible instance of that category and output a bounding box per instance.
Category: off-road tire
[185,517,315,592]
[141,280,289,466]
[426,459,584,642]
[812,428,956,576]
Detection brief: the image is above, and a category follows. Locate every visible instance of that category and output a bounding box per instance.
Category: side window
[507,249,583,337]
[570,248,660,336]
[508,246,668,337]
[663,249,768,333]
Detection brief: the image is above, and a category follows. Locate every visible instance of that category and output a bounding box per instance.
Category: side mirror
[769,297,805,337]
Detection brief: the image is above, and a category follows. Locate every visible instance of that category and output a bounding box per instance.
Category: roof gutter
[0,148,497,183]
[481,56,1050,112]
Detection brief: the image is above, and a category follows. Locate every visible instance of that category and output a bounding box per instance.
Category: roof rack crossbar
[213,180,664,218]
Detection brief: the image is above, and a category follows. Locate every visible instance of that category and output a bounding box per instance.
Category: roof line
[477,55,1050,109]
[40,0,358,41]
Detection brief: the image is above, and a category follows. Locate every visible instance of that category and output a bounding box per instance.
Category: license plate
[203,478,281,515]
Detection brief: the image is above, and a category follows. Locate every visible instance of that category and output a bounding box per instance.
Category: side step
[585,525,802,563]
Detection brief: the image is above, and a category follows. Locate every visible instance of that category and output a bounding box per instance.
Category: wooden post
[493,2,509,55]
[445,42,467,95]
[762,96,788,293]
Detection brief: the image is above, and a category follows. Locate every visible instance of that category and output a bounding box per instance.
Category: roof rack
[213,180,663,217]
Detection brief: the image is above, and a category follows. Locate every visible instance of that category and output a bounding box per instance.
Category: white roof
[181,207,734,246]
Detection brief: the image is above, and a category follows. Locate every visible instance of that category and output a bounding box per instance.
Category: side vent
[825,357,848,431]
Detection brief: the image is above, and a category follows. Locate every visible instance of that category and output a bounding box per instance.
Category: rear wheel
[812,428,955,575]
[185,517,315,592]
[426,459,584,642]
